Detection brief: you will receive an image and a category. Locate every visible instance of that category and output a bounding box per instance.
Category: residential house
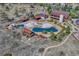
[51,10,70,22]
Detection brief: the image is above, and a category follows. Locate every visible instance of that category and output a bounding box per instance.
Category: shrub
[75,6,79,10]
[69,10,79,18]
[4,53,12,56]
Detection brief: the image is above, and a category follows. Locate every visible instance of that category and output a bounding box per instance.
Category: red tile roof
[35,15,41,19]
[23,28,32,34]
[51,11,69,19]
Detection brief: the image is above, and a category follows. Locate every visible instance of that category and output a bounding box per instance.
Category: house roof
[51,10,69,19]
[23,28,32,34]
[39,13,48,18]
[75,20,79,25]
[35,13,48,20]
[72,19,79,25]
[35,15,41,19]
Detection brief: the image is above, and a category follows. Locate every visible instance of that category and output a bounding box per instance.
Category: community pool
[16,24,24,29]
[32,27,58,32]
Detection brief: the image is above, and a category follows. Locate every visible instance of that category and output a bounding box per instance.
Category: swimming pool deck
[30,19,64,38]
[37,20,64,34]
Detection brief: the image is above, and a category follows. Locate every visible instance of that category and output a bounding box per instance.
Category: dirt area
[0,20,61,56]
[0,3,79,56]
[45,35,79,56]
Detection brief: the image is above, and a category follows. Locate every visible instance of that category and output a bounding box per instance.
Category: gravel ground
[0,20,59,56]
[0,3,79,56]
[45,35,79,56]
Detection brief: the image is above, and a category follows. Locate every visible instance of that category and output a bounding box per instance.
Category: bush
[75,6,79,10]
[69,10,79,18]
[4,53,12,56]
[40,4,44,6]
[65,26,71,35]
[59,51,65,56]
[38,47,45,53]
[47,5,52,14]
[50,33,57,41]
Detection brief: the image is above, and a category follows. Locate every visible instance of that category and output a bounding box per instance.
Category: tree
[40,4,44,6]
[62,4,68,11]
[75,6,79,11]
[47,4,52,14]
[65,26,71,35]
[56,34,63,42]
[0,3,5,7]
[59,51,65,56]
[4,53,12,56]
[5,6,10,11]
[0,12,9,22]
[69,10,79,18]
[38,47,45,53]
[62,4,72,12]
[50,33,57,41]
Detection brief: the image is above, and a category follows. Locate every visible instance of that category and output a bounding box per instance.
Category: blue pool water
[16,24,24,29]
[32,27,58,32]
